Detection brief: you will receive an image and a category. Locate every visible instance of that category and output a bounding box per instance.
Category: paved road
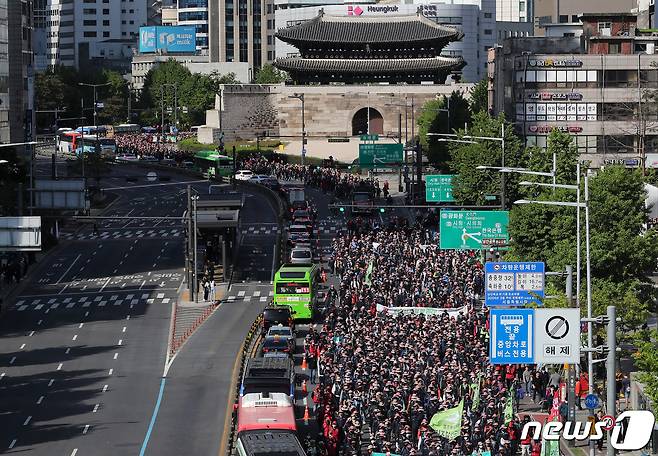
[0,161,211,455]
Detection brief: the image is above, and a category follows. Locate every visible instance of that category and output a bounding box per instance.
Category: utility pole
[500,123,506,210]
[187,185,193,299]
[566,265,577,430]
[606,305,617,456]
[192,195,199,303]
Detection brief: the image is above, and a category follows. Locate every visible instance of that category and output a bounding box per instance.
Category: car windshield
[264,309,290,321]
[292,250,311,259]
[289,226,308,234]
[293,211,310,218]
[263,338,289,350]
[268,328,292,337]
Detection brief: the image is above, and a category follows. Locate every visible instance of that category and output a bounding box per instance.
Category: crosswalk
[59,228,182,241]
[13,292,174,312]
[225,288,273,303]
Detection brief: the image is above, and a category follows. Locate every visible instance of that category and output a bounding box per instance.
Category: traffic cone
[303,404,310,424]
[302,380,307,395]
[301,354,307,371]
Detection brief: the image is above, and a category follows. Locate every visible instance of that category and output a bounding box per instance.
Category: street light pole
[500,123,506,209]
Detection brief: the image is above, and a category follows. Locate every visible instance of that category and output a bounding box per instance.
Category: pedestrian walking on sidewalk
[210,279,216,302]
[202,279,210,301]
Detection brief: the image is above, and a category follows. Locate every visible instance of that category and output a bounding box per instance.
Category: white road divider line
[117,339,123,346]
[93,404,99,413]
[28,331,34,336]
[56,363,63,371]
[36,396,44,405]
[113,353,118,360]
[48,379,54,386]
[9,357,16,364]
[23,416,31,426]
[102,384,108,392]
[72,335,77,341]
[108,368,113,375]
[83,425,90,434]
[70,449,78,456]
[19,344,25,350]
[8,439,16,449]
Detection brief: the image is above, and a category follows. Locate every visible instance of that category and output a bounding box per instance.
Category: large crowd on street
[301,227,578,456]
[115,133,195,161]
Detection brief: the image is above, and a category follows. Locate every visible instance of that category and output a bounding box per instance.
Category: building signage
[358,143,403,167]
[489,308,535,364]
[139,26,197,53]
[603,158,640,167]
[528,125,583,134]
[426,175,455,203]
[528,92,583,101]
[528,59,583,68]
[367,5,399,13]
[439,210,509,250]
[534,308,581,364]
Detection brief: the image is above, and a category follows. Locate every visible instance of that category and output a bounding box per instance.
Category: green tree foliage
[418,92,470,169]
[448,112,525,205]
[469,79,488,115]
[254,63,287,84]
[633,329,658,405]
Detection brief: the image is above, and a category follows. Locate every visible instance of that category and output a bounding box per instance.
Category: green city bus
[193,151,234,178]
[272,264,319,320]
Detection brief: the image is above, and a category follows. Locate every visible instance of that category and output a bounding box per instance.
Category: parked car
[289,247,313,264]
[248,174,269,184]
[235,170,254,181]
[262,306,294,335]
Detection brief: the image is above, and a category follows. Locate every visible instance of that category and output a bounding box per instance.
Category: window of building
[484,12,492,18]
[83,19,96,26]
[103,19,109,25]
[609,43,620,54]
[129,20,134,24]
[103,31,109,37]
[559,15,568,23]
[129,9,134,13]
[103,8,109,14]
[83,0,96,3]
[519,2,525,12]
[84,31,97,37]
[598,22,612,35]
[267,35,272,45]
[484,29,492,35]
[268,50,273,60]
[83,8,96,14]
[571,15,579,22]
[122,20,126,24]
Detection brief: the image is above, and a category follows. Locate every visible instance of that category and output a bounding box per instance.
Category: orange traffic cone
[302,380,307,395]
[301,354,307,371]
[303,404,310,424]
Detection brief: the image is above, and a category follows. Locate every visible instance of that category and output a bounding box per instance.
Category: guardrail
[223,314,263,456]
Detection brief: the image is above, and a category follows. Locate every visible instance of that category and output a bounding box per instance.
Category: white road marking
[122,326,126,333]
[54,254,81,285]
[37,320,43,325]
[23,416,31,426]
[100,277,112,292]
[238,290,246,297]
[66,303,75,308]
[19,344,25,350]
[56,363,63,371]
[253,291,261,296]
[70,449,78,456]
[85,311,89,317]
[93,404,100,413]
[117,339,122,346]
[17,305,27,311]
[65,348,70,354]
[108,368,113,375]
[260,296,267,302]
[8,439,16,449]
[35,304,44,310]
[72,335,78,341]
[126,315,130,320]
[157,293,164,299]
[0,373,5,380]
[78,323,84,328]
[48,379,54,386]
[9,357,16,364]
[36,396,44,404]
[102,384,108,392]
[28,330,35,337]
[83,424,90,434]
[113,353,118,360]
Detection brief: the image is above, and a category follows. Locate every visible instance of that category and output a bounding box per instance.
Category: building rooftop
[275,9,463,45]
[275,56,464,73]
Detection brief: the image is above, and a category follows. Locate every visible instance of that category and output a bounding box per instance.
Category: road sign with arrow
[439,210,509,250]
[358,143,403,168]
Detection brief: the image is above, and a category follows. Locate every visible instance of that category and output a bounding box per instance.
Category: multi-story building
[532,0,636,36]
[178,0,209,52]
[275,0,497,83]
[35,0,147,72]
[161,5,179,26]
[489,12,658,168]
[496,0,532,22]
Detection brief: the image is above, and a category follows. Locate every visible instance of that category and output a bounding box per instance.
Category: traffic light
[339,206,345,213]
[379,207,385,213]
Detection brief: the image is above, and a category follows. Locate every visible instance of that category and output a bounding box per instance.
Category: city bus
[56,131,116,158]
[112,123,141,135]
[272,264,319,320]
[237,392,296,434]
[57,131,81,155]
[193,151,234,178]
[75,125,107,136]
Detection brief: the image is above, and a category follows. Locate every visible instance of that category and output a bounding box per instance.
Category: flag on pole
[365,261,374,285]
[471,376,481,410]
[504,390,514,425]
[429,399,464,441]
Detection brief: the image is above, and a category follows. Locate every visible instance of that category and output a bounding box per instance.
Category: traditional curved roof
[274,56,465,74]
[275,11,464,45]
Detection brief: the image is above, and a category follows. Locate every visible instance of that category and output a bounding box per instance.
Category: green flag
[471,377,481,410]
[429,399,464,441]
[504,390,514,425]
[364,261,374,285]
[541,417,560,456]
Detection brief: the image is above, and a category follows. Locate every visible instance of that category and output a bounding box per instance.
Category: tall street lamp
[288,93,305,166]
[430,125,506,208]
[78,82,111,128]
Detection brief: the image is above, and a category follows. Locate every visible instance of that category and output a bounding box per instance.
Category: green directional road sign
[360,134,379,141]
[439,210,509,250]
[359,143,403,168]
[426,175,455,202]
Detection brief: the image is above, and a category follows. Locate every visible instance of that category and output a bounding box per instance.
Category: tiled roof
[274,56,465,74]
[275,11,464,45]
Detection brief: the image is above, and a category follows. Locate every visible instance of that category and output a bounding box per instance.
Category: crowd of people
[115,133,195,161]
[304,228,516,456]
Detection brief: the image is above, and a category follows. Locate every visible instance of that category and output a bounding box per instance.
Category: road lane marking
[72,335,78,341]
[36,396,44,404]
[8,439,16,449]
[100,277,112,292]
[0,373,4,380]
[19,344,25,350]
[70,449,78,456]
[9,357,16,364]
[23,416,31,426]
[78,323,84,328]
[83,425,90,434]
[48,379,54,386]
[37,320,42,325]
[85,311,89,317]
[117,339,123,345]
[54,254,81,285]
[65,348,70,354]
[56,363,63,370]
[102,384,108,392]
[122,326,126,333]
[139,378,167,456]
[114,353,118,360]
[126,315,130,320]
[93,404,99,413]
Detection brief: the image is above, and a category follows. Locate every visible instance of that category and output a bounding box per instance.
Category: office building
[178,0,209,52]
[533,0,636,36]
[489,12,658,168]
[275,0,496,83]
[34,0,147,72]
[496,0,532,22]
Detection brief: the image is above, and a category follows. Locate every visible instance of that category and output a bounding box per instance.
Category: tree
[254,63,287,84]
[418,92,470,169]
[469,79,488,115]
[633,329,658,405]
[448,112,525,205]
[212,71,239,85]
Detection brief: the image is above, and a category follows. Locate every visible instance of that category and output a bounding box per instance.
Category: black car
[261,336,294,358]
[262,306,294,334]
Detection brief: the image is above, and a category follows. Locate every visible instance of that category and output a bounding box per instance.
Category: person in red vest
[575,373,589,409]
[531,439,542,456]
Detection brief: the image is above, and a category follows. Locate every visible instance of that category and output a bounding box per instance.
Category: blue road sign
[489,308,535,364]
[584,394,600,410]
[485,261,545,307]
